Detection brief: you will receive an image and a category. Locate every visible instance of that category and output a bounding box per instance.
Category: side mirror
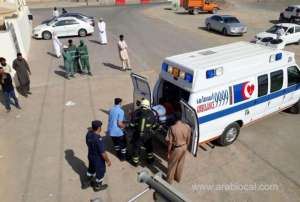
[220,20,224,23]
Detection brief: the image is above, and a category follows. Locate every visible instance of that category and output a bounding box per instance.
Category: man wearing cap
[107,98,127,161]
[62,45,74,79]
[130,99,158,166]
[166,113,191,184]
[86,120,111,191]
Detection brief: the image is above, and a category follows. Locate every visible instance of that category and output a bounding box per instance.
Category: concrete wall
[4,6,32,60]
[0,29,18,65]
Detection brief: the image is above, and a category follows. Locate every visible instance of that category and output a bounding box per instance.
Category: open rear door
[131,73,152,110]
[180,99,199,157]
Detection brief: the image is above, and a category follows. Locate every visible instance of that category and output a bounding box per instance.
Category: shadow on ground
[103,62,123,71]
[64,149,88,189]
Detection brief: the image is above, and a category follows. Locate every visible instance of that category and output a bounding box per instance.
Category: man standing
[68,39,80,73]
[0,57,18,93]
[53,7,59,17]
[12,53,31,96]
[62,45,74,79]
[97,18,107,45]
[52,31,62,58]
[86,120,111,192]
[165,114,191,184]
[130,99,158,166]
[78,40,92,75]
[107,98,127,161]
[276,26,285,39]
[62,8,67,14]
[118,35,131,71]
[0,67,21,112]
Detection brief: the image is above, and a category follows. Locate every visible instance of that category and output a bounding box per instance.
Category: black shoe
[93,183,108,192]
[147,158,155,165]
[6,108,11,113]
[81,176,93,189]
[27,91,32,95]
[16,105,22,110]
[88,72,92,76]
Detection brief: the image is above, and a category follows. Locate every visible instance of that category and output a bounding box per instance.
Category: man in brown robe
[166,114,191,184]
[13,53,31,96]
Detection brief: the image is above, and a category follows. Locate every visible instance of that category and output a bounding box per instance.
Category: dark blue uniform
[86,131,106,182]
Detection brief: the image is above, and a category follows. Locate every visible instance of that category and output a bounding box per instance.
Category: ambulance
[130,41,300,157]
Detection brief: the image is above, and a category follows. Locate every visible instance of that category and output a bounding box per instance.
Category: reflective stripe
[96,178,103,183]
[121,148,127,154]
[87,172,96,177]
[140,118,145,132]
[145,124,152,127]
[132,157,139,163]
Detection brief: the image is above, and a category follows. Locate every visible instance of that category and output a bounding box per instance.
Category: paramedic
[166,113,191,184]
[130,99,158,166]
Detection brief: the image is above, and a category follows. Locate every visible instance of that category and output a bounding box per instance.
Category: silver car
[205,15,247,36]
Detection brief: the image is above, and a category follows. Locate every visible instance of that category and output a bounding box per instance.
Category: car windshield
[223,17,240,23]
[45,17,56,25]
[266,25,288,33]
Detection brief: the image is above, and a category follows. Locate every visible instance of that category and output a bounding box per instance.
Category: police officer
[130,99,158,166]
[86,120,111,192]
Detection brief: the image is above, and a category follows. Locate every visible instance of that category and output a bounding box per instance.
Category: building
[0,0,32,65]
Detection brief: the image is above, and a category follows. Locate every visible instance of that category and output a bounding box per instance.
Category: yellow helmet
[141,99,150,108]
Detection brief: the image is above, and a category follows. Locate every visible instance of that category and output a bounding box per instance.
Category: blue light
[206,69,216,79]
[162,63,168,72]
[275,53,282,61]
[185,73,193,83]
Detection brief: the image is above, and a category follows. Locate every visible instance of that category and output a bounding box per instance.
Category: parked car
[205,15,247,36]
[33,17,94,40]
[41,13,95,27]
[279,5,300,24]
[255,23,300,47]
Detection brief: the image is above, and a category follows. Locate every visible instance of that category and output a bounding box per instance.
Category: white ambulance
[131,41,300,157]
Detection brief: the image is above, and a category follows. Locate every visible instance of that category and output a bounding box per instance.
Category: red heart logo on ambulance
[246,84,255,96]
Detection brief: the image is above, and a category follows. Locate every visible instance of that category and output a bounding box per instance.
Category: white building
[0,0,32,65]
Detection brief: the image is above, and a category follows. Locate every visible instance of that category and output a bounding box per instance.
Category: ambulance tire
[289,101,300,114]
[218,122,240,146]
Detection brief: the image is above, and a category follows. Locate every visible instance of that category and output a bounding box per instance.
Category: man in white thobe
[118,35,131,71]
[276,26,285,39]
[53,7,59,18]
[98,18,107,45]
[52,32,62,58]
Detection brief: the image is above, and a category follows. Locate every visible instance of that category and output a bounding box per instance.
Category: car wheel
[289,100,300,114]
[193,9,199,15]
[206,23,211,31]
[212,8,218,14]
[78,29,87,37]
[222,28,228,36]
[217,122,240,146]
[42,31,52,40]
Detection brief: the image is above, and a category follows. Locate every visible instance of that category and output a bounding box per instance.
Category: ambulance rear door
[131,73,152,110]
[180,99,199,157]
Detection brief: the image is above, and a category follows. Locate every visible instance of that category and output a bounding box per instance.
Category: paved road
[0,3,300,202]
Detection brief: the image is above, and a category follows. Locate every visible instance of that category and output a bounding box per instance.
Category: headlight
[230,27,239,32]
[33,28,41,33]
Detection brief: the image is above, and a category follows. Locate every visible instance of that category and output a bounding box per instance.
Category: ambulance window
[270,70,283,92]
[288,66,300,86]
[258,74,268,97]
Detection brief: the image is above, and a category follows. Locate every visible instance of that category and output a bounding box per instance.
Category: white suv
[279,5,300,24]
[33,17,94,40]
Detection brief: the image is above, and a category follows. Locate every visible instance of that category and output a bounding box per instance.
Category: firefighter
[130,99,158,166]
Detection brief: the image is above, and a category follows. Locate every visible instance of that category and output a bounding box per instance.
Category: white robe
[53,10,59,17]
[118,40,129,60]
[98,22,107,44]
[53,35,62,58]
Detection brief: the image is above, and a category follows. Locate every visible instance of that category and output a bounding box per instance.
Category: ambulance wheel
[289,101,300,114]
[78,29,87,37]
[42,31,52,40]
[218,122,240,146]
[222,28,228,36]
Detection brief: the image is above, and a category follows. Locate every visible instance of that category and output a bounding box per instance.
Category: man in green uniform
[68,39,80,73]
[62,45,74,79]
[78,40,92,75]
[130,99,158,166]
